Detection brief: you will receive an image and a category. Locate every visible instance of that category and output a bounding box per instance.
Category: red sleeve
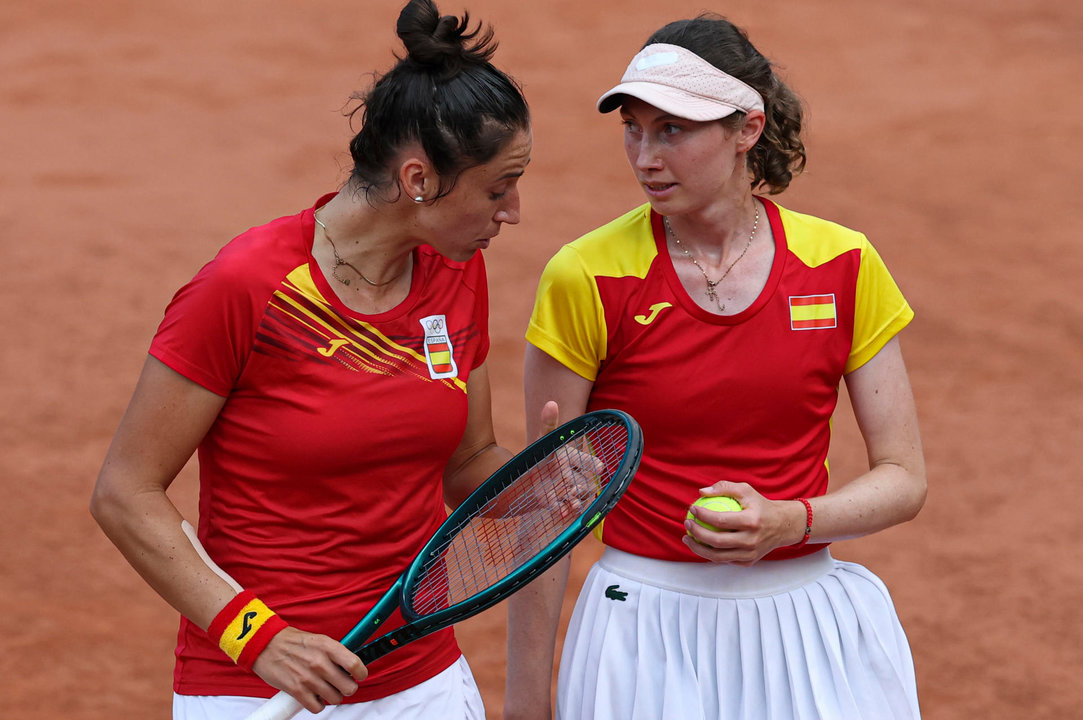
[149,243,265,396]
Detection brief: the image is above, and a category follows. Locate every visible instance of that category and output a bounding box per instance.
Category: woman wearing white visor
[505,13,926,720]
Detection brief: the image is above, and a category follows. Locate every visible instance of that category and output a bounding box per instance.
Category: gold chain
[666,205,759,312]
[313,208,405,288]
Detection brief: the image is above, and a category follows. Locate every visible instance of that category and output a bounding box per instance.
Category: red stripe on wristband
[235,613,288,671]
[208,590,256,642]
[208,590,287,670]
[793,498,813,548]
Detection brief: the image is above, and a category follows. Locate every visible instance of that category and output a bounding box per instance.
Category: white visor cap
[597,43,765,121]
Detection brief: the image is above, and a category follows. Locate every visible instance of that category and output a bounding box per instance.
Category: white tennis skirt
[556,548,920,720]
[173,654,484,719]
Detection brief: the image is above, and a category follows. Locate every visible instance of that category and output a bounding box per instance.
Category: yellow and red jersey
[527,199,912,562]
[151,194,488,700]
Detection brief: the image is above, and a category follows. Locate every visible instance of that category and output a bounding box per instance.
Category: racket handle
[243,691,304,720]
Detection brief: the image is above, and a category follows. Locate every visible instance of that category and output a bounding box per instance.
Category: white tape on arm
[181,520,243,593]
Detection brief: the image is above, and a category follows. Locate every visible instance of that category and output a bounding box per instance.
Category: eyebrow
[496,159,530,181]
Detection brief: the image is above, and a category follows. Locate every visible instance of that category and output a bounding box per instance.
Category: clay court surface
[2,1,1080,718]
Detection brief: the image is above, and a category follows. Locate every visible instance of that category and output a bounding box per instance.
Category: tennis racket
[245,408,643,720]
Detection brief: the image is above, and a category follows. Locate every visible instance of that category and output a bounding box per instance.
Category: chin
[442,248,478,263]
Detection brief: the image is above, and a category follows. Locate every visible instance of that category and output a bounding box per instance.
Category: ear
[736,110,766,153]
[397,150,434,202]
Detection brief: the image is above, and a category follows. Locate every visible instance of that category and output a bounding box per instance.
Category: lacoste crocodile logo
[634,302,673,325]
[605,584,628,601]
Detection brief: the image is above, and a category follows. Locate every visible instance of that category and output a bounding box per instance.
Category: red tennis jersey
[150,194,488,700]
[526,199,913,562]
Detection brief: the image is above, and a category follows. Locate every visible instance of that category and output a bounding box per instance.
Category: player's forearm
[90,471,236,629]
[802,460,926,545]
[443,441,514,508]
[100,486,362,710]
[504,554,570,718]
[816,337,926,543]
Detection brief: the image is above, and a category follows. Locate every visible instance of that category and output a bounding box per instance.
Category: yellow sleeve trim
[527,205,657,380]
[777,205,914,373]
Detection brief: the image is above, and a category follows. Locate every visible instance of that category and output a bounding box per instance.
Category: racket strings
[407,421,630,615]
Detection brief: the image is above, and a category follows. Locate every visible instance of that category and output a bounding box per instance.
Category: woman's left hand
[681,481,806,565]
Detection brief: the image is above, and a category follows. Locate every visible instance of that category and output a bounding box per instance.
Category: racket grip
[243,690,304,720]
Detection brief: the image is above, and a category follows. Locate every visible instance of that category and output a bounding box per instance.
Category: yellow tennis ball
[686,495,742,533]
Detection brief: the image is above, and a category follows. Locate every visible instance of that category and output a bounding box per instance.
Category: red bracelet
[793,498,813,548]
[208,590,288,671]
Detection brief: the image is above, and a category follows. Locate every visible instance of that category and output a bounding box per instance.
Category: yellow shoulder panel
[777,205,867,268]
[566,204,658,279]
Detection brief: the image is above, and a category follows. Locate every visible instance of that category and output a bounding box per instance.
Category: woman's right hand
[251,627,368,713]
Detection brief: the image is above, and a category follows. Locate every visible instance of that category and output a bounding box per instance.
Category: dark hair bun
[397,0,496,76]
[346,0,528,200]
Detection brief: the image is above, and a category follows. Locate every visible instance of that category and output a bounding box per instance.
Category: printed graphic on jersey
[317,338,350,357]
[420,314,459,380]
[252,266,467,391]
[789,294,837,330]
[633,302,673,325]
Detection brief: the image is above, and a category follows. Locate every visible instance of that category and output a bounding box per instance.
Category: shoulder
[547,204,658,280]
[774,203,872,269]
[191,210,311,296]
[212,211,308,273]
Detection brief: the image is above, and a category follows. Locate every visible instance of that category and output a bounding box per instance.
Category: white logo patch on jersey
[420,314,458,379]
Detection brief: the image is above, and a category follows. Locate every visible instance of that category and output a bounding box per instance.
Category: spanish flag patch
[420,314,459,379]
[427,341,453,374]
[789,294,837,330]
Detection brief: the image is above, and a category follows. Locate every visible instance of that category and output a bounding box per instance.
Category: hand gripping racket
[245,408,643,720]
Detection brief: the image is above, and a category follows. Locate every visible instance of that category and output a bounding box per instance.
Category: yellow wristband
[208,590,288,669]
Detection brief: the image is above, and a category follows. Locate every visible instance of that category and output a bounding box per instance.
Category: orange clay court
[1,1,1080,718]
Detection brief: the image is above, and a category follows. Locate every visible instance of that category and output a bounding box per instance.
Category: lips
[643,181,676,198]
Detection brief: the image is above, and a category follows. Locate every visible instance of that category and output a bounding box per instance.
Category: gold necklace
[666,205,760,313]
[313,208,406,288]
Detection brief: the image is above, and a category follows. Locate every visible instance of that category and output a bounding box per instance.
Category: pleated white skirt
[556,548,920,720]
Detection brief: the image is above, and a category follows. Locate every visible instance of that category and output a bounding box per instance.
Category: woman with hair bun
[91,1,530,717]
[506,13,925,720]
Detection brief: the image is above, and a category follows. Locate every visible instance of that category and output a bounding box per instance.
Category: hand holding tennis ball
[686,495,742,534]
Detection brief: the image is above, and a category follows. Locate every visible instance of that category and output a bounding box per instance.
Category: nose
[494,188,521,225]
[628,135,662,172]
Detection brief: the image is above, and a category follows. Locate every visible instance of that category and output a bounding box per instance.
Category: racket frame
[341,408,642,662]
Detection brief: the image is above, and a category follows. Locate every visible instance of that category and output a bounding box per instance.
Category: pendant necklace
[666,205,760,313]
[313,208,405,288]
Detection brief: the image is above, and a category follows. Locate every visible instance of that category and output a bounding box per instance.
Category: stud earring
[414,196,424,203]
